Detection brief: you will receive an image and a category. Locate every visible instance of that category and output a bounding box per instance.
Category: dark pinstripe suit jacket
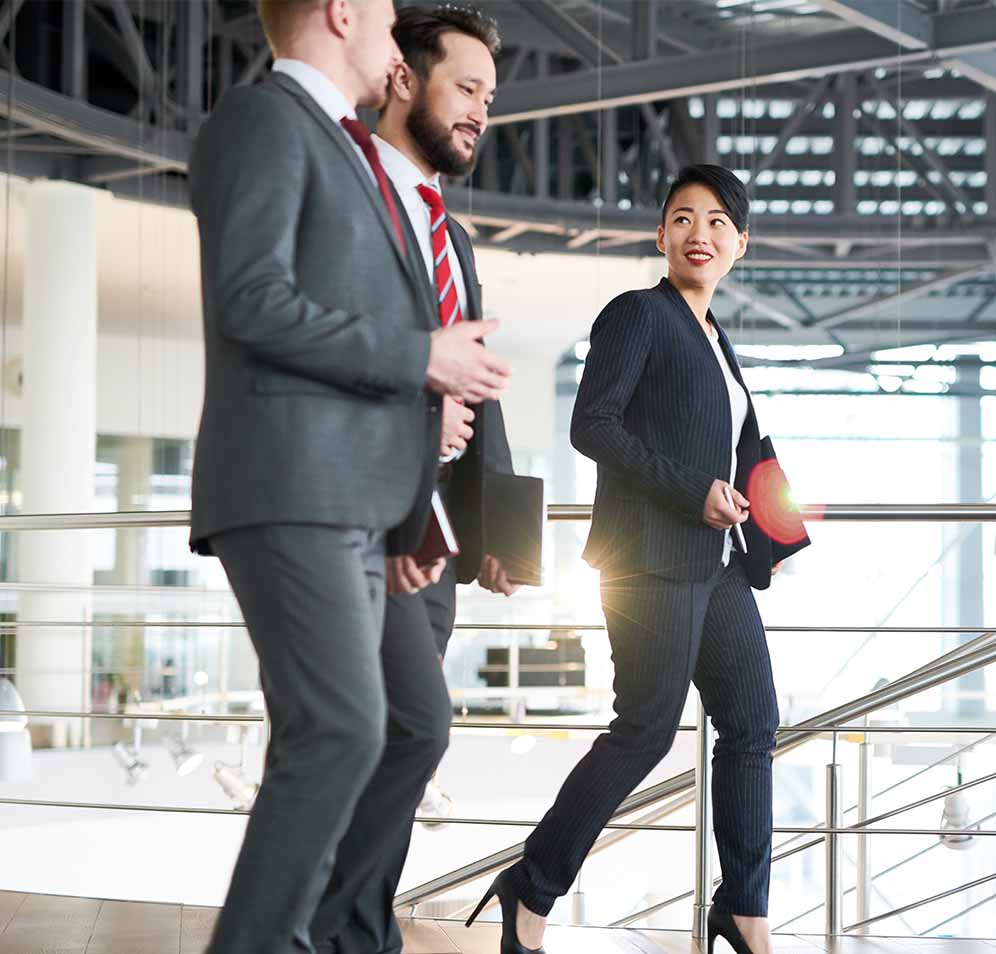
[571,277,774,588]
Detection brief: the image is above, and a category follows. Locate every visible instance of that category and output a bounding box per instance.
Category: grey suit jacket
[188,72,441,552]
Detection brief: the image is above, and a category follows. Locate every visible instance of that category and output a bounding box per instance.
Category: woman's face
[657,183,748,290]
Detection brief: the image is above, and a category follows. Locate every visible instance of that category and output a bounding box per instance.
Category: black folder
[482,473,544,586]
[758,436,811,563]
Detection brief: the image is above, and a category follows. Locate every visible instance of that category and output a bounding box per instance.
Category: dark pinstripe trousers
[508,555,779,917]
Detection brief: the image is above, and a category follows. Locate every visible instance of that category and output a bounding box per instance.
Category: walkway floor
[1,892,994,953]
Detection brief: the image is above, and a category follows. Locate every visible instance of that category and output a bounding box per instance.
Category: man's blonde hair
[257,0,359,55]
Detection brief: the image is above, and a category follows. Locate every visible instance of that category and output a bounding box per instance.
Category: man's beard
[407,93,478,177]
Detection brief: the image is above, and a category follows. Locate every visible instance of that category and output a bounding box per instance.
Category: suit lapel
[446,216,482,321]
[269,73,416,283]
[391,179,438,330]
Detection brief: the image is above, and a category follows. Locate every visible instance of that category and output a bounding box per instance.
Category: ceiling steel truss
[1,0,996,359]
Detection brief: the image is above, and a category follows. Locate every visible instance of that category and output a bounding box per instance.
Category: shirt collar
[372,133,441,196]
[272,59,356,123]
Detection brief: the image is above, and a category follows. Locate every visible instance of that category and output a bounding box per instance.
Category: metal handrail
[846,872,996,933]
[4,619,996,634]
[0,709,263,722]
[393,635,996,909]
[0,503,995,531]
[610,835,827,928]
[772,809,996,933]
[547,503,996,522]
[617,641,996,930]
[9,708,996,735]
[922,887,996,936]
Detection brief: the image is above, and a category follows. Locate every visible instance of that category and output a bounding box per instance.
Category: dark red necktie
[415,183,463,327]
[340,117,406,254]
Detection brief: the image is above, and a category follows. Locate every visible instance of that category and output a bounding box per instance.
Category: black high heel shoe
[465,869,546,954]
[707,907,763,954]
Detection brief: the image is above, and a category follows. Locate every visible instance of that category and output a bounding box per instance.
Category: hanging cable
[594,0,603,291]
[895,0,903,352]
[0,12,15,518]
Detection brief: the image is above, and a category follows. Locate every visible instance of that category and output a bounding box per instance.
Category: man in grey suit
[187,1,509,951]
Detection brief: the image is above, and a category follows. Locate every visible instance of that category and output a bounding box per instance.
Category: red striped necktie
[340,117,406,254]
[416,183,463,327]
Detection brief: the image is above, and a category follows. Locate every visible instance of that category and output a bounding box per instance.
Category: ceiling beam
[818,0,996,95]
[809,265,994,330]
[235,45,271,87]
[0,0,26,48]
[513,0,624,67]
[0,69,190,171]
[718,282,804,331]
[946,50,996,94]
[488,9,996,124]
[815,0,932,50]
[752,76,833,180]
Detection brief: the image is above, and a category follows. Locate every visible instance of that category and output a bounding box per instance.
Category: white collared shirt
[707,325,749,566]
[271,58,375,184]
[372,134,469,320]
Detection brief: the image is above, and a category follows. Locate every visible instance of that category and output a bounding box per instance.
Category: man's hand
[426,320,510,403]
[477,554,520,597]
[441,396,475,457]
[387,556,446,594]
[771,560,785,577]
[703,479,749,531]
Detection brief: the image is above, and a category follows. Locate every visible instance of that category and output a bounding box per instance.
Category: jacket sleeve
[190,87,430,400]
[570,292,715,521]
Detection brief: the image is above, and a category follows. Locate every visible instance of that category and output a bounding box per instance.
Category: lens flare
[746,459,814,546]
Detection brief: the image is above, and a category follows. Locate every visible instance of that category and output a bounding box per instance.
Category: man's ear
[388,62,417,104]
[325,0,351,40]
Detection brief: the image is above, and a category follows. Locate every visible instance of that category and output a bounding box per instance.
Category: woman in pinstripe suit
[466,165,783,954]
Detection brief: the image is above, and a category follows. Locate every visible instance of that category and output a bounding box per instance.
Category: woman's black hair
[661,164,749,233]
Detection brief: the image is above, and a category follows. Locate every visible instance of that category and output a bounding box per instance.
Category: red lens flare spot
[746,459,814,546]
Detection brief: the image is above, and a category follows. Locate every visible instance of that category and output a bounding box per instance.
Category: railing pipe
[825,761,843,935]
[855,732,872,933]
[845,871,996,933]
[0,503,995,532]
[692,700,713,940]
[394,637,996,909]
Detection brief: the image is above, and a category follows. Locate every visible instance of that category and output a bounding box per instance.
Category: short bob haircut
[661,164,749,233]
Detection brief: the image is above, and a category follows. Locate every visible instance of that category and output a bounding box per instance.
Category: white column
[16,182,98,747]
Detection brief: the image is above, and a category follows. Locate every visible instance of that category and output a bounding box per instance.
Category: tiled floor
[1,892,994,953]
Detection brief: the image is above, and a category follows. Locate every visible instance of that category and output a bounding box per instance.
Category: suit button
[429,405,439,414]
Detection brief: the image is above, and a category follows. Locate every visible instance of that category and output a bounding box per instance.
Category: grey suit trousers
[206,524,388,954]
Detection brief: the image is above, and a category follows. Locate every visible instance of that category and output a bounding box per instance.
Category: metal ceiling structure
[4,0,996,361]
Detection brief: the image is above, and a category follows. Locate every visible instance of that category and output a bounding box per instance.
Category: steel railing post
[693,699,713,941]
[826,761,844,936]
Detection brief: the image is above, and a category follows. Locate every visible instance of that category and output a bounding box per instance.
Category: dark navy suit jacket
[571,277,774,588]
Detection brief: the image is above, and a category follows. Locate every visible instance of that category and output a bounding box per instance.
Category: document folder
[482,473,544,586]
[414,490,460,566]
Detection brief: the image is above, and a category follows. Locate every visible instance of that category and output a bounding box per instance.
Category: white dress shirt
[373,134,470,463]
[372,134,469,320]
[271,58,375,185]
[707,327,749,565]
